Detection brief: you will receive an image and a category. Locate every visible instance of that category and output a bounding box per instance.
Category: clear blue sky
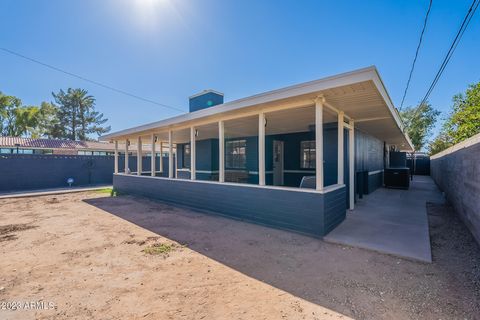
[1,0,479,137]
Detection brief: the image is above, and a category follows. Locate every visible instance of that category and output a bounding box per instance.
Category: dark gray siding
[323,187,347,234]
[355,129,384,172]
[114,175,347,237]
[367,171,383,194]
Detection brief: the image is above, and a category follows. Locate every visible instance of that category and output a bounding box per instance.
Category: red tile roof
[0,136,115,151]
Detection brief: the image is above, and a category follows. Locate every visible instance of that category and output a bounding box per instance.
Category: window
[300,141,316,169]
[35,149,53,154]
[226,139,247,169]
[183,144,191,168]
[0,148,13,154]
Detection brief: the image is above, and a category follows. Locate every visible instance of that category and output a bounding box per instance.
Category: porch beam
[113,99,318,140]
[258,113,266,186]
[114,140,118,174]
[355,116,390,123]
[190,127,196,180]
[125,139,129,174]
[218,121,225,183]
[315,97,324,191]
[137,137,142,176]
[150,134,156,177]
[337,111,344,184]
[168,130,173,178]
[349,119,355,210]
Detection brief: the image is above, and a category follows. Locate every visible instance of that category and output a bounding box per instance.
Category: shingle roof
[0,136,115,151]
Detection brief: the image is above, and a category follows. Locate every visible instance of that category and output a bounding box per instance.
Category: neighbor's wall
[0,154,171,192]
[431,133,480,245]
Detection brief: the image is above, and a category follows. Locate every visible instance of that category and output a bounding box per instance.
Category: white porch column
[337,111,344,184]
[190,127,196,180]
[114,140,118,174]
[349,120,355,210]
[151,134,156,177]
[168,130,173,178]
[258,113,266,186]
[137,137,142,176]
[218,121,225,183]
[125,139,129,174]
[159,142,163,173]
[315,98,324,191]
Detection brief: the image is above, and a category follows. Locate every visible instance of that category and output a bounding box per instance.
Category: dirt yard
[0,191,479,320]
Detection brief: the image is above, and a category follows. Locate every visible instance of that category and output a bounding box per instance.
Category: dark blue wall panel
[114,174,347,237]
[0,154,172,192]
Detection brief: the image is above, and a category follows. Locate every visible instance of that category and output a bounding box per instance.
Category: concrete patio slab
[324,176,444,263]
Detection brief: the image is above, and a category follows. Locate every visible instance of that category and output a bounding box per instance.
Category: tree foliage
[0,88,110,141]
[429,81,480,155]
[443,82,480,144]
[400,102,440,151]
[52,88,110,141]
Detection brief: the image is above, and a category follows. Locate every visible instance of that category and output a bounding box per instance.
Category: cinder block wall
[431,133,480,245]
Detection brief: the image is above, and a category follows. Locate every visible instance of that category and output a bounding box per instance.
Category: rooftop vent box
[189,90,224,112]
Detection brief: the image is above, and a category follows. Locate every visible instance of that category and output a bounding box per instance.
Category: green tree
[443,82,480,144]
[52,88,110,140]
[428,81,480,155]
[428,131,453,155]
[0,92,23,136]
[400,102,440,151]
[33,102,61,138]
[14,106,41,137]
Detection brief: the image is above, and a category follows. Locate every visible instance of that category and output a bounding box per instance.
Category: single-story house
[0,136,164,156]
[0,136,117,155]
[101,66,413,237]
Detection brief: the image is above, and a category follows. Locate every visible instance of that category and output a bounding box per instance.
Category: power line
[418,0,479,107]
[400,0,433,110]
[0,47,186,113]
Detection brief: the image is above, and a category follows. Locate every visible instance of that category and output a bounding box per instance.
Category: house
[0,136,116,155]
[101,66,413,237]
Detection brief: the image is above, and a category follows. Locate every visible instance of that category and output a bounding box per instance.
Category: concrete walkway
[0,185,112,199]
[324,176,444,263]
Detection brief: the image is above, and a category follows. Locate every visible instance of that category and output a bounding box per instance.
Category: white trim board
[115,173,346,195]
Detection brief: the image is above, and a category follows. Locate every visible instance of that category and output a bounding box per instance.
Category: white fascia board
[371,68,414,151]
[101,66,399,141]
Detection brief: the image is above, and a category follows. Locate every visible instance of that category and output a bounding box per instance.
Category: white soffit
[101,66,413,151]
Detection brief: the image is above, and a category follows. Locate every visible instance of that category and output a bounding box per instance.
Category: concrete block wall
[431,133,480,245]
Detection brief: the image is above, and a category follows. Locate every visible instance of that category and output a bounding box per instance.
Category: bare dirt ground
[0,191,479,320]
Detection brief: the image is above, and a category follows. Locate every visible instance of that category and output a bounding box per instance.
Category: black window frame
[225,139,247,169]
[182,144,191,168]
[300,140,316,169]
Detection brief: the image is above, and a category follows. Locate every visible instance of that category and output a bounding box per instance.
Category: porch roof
[100,66,413,151]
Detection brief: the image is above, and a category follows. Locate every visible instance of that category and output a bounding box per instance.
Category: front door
[273,140,284,186]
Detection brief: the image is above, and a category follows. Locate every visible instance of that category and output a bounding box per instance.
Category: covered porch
[102,67,413,237]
